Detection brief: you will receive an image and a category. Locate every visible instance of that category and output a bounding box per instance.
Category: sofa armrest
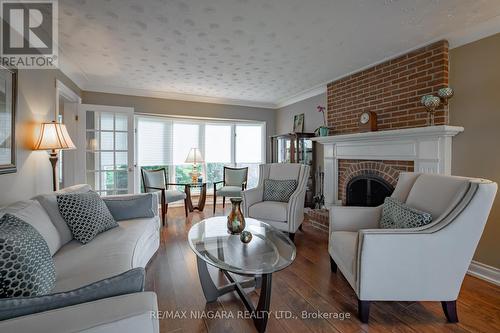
[241,186,263,216]
[0,292,159,333]
[329,205,382,232]
[103,193,159,221]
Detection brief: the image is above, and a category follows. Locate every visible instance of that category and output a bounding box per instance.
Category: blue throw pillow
[103,194,155,221]
[0,214,56,298]
[263,179,298,202]
[0,267,145,321]
[380,197,432,229]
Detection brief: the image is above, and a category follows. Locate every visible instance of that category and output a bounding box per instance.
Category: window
[236,125,263,188]
[135,116,265,193]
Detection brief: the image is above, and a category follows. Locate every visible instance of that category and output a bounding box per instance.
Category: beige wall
[275,92,326,172]
[0,70,81,206]
[450,33,500,269]
[82,91,275,160]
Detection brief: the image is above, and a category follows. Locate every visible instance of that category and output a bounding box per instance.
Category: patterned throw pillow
[0,214,56,298]
[263,179,298,202]
[380,197,432,229]
[57,191,118,244]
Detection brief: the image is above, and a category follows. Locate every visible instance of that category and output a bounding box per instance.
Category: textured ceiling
[59,0,500,106]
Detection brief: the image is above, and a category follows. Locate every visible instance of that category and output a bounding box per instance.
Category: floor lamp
[33,121,76,191]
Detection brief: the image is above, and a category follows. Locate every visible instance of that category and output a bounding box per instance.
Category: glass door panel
[79,105,134,195]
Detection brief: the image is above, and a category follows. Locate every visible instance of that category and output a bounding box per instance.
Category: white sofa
[0,185,160,333]
[328,172,497,323]
[242,163,309,241]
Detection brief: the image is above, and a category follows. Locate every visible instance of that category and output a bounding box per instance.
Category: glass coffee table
[188,217,296,332]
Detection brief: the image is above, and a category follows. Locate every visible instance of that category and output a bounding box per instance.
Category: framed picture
[0,66,17,175]
[293,113,304,133]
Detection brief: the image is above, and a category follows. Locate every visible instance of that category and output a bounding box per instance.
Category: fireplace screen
[346,175,394,207]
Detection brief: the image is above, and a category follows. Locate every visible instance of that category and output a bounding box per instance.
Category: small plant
[317,105,327,126]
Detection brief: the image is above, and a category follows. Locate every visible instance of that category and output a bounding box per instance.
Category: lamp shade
[185,148,204,164]
[33,121,76,151]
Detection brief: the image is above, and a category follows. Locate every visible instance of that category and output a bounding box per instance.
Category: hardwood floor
[145,206,500,333]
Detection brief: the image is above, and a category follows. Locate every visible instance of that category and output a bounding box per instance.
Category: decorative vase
[227,198,245,234]
[319,126,329,137]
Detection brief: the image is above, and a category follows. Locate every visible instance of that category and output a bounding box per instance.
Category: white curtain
[136,117,173,167]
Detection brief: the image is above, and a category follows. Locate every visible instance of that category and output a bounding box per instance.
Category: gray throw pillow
[0,214,56,298]
[103,194,155,221]
[380,197,432,229]
[263,179,298,202]
[0,267,145,321]
[57,191,118,244]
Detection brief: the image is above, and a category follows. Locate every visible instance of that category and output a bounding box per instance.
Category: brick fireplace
[338,160,414,205]
[307,40,462,233]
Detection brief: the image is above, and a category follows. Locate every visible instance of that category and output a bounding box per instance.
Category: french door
[77,104,135,195]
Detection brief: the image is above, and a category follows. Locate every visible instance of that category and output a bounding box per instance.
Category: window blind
[136,117,173,166]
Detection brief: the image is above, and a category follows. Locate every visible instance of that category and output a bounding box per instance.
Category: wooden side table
[184,182,207,212]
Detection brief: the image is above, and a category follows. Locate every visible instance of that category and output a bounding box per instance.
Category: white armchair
[242,163,309,241]
[328,172,497,323]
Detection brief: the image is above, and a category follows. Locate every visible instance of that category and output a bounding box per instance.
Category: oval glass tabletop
[188,217,296,275]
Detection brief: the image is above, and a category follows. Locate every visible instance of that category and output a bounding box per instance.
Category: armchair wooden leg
[330,256,337,273]
[222,197,226,210]
[164,204,168,224]
[213,193,217,214]
[288,232,295,242]
[358,300,370,323]
[184,199,188,217]
[441,301,459,323]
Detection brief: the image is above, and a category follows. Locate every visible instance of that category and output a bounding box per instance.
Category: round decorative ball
[240,231,253,243]
[420,95,431,105]
[423,95,441,110]
[438,87,454,100]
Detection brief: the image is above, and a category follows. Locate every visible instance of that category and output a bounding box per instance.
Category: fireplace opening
[346,175,394,207]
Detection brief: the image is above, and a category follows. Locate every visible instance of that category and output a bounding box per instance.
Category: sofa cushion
[248,201,288,222]
[380,197,432,229]
[0,268,145,321]
[52,218,158,292]
[331,231,358,281]
[217,186,242,197]
[34,184,92,246]
[57,192,118,244]
[269,163,301,181]
[405,174,470,220]
[0,214,56,298]
[0,200,60,255]
[103,194,156,221]
[263,179,297,202]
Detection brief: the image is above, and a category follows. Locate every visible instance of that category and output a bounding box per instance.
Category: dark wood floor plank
[145,205,500,333]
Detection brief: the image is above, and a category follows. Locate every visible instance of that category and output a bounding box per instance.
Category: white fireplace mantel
[311,125,464,206]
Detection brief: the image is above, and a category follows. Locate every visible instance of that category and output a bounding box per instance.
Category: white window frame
[134,115,266,193]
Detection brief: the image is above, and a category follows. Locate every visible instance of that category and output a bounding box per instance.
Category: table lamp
[33,121,76,191]
[185,148,204,183]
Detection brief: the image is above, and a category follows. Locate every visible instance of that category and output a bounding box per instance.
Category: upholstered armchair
[141,167,187,225]
[242,163,310,241]
[328,172,497,323]
[213,166,248,213]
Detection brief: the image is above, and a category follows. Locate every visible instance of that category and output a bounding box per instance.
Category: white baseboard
[467,260,500,286]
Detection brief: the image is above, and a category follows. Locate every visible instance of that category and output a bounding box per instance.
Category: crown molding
[275,84,327,109]
[83,84,277,109]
